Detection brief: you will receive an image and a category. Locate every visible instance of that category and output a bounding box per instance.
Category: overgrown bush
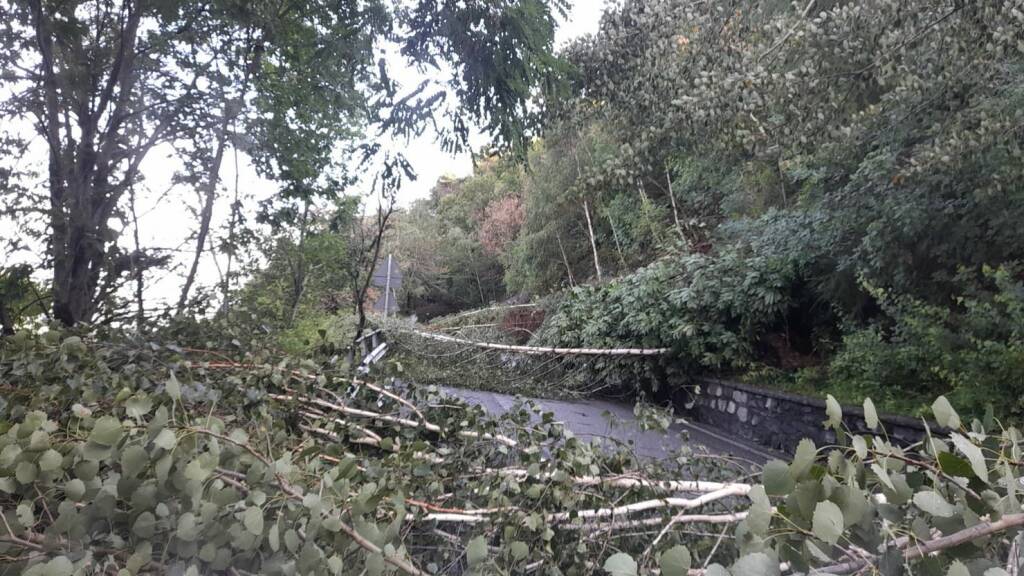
[532,219,811,394]
[827,266,1024,421]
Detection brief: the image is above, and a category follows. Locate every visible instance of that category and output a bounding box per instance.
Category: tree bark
[351,199,394,345]
[221,145,242,315]
[176,107,232,315]
[582,198,602,281]
[556,231,575,287]
[30,0,158,326]
[665,162,687,243]
[407,329,669,356]
[129,185,145,330]
[0,299,14,336]
[287,201,312,327]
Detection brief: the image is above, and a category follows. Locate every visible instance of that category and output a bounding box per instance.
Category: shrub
[828,265,1024,420]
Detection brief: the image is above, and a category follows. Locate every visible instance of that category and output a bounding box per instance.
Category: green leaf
[166,371,181,401]
[199,542,217,562]
[133,511,156,538]
[153,429,177,451]
[705,565,731,576]
[467,535,488,566]
[65,478,86,501]
[937,452,973,477]
[932,397,961,429]
[127,542,152,574]
[731,553,779,576]
[603,552,638,576]
[763,460,795,495]
[863,398,879,430]
[184,455,214,482]
[950,433,989,483]
[38,449,63,472]
[366,553,385,576]
[812,501,844,545]
[41,556,74,576]
[178,512,201,541]
[805,539,833,563]
[269,521,280,552]
[871,463,896,492]
[15,461,37,484]
[509,541,529,561]
[126,393,153,419]
[17,502,33,526]
[852,436,868,460]
[790,439,816,480]
[659,545,692,576]
[746,485,772,536]
[913,491,956,517]
[89,416,123,447]
[121,445,148,478]
[0,444,21,467]
[836,485,868,526]
[824,395,842,430]
[948,561,970,576]
[243,506,264,536]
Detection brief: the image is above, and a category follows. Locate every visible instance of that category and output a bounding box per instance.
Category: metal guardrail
[355,329,387,374]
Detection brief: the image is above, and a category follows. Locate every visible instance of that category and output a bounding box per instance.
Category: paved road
[440,386,783,466]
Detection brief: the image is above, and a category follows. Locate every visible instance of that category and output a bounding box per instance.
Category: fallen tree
[1,330,1021,575]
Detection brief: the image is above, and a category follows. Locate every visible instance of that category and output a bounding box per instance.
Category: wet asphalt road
[440,386,784,466]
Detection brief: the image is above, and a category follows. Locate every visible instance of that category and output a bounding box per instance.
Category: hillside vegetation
[389,0,1024,421]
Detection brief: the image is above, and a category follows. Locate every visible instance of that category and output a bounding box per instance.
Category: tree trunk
[129,185,145,330]
[664,162,687,243]
[605,207,628,269]
[287,201,312,327]
[221,145,242,315]
[0,300,14,336]
[556,231,575,287]
[582,198,602,281]
[177,108,232,315]
[352,199,394,345]
[31,0,152,326]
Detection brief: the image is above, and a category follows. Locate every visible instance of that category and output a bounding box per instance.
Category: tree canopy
[0,0,568,326]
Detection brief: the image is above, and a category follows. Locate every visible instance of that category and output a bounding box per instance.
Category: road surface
[440,386,783,466]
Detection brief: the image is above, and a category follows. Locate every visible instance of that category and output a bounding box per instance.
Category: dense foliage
[0,0,569,326]
[4,0,1024,572]
[4,331,1024,574]
[392,0,1024,419]
[387,158,526,319]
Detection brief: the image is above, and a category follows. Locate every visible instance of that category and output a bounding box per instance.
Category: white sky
[390,0,604,206]
[1,1,606,314]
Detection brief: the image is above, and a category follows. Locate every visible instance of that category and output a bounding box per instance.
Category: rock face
[689,378,936,454]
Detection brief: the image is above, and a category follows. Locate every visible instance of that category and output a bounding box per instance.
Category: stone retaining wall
[689,378,935,454]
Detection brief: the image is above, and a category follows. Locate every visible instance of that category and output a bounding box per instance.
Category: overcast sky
[386,0,605,207]
[1,1,607,311]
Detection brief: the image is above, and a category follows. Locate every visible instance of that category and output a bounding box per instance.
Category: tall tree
[0,0,568,325]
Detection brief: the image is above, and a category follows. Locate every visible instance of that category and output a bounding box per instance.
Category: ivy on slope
[2,330,1023,575]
